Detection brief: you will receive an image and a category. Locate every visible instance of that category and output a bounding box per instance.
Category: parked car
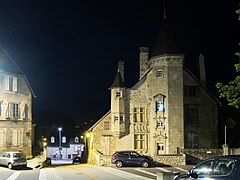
[72,156,81,164]
[174,155,240,179]
[111,150,153,168]
[0,151,27,169]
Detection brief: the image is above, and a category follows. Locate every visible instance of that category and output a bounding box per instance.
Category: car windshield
[13,153,24,158]
[192,158,236,176]
[192,160,214,175]
[212,159,235,175]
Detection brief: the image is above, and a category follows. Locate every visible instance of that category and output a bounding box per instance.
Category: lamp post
[58,127,62,159]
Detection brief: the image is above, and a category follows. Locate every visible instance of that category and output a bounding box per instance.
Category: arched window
[62,136,66,143]
[74,137,79,143]
[50,136,55,143]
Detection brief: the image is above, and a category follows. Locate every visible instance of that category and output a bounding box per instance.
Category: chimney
[139,47,149,79]
[198,54,206,86]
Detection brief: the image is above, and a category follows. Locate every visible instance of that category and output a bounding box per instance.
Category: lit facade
[0,47,35,156]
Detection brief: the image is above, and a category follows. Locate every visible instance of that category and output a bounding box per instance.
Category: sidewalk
[27,156,44,169]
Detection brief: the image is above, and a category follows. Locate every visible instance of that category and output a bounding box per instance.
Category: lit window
[74,137,79,143]
[156,100,164,112]
[62,136,66,143]
[51,136,55,143]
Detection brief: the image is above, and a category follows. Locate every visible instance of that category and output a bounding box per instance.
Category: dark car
[111,150,153,168]
[174,155,240,180]
[45,157,51,165]
[72,156,81,164]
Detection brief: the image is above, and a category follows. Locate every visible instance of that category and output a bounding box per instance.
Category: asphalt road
[0,163,193,180]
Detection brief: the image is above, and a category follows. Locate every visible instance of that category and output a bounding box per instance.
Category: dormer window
[74,137,79,143]
[116,91,122,98]
[3,75,17,92]
[62,136,66,143]
[50,136,55,143]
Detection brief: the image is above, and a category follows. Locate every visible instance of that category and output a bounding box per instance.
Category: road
[0,163,192,180]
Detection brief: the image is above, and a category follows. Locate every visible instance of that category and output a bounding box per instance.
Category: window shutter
[0,130,4,147]
[21,104,26,119]
[12,130,18,146]
[13,77,17,92]
[20,129,23,145]
[0,101,2,117]
[5,103,10,118]
[3,76,9,91]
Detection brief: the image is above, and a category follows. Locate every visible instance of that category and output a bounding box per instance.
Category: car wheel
[115,161,123,168]
[8,163,13,169]
[141,161,149,168]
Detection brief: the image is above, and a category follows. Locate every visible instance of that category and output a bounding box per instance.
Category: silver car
[0,151,27,169]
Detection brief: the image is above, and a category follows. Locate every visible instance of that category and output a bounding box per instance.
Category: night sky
[0,0,239,127]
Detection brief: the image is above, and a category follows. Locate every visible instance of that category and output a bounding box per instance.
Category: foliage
[216,6,240,109]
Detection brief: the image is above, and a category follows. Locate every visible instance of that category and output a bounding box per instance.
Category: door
[157,143,165,154]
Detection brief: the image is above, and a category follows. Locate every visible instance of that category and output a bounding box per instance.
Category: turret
[109,61,126,137]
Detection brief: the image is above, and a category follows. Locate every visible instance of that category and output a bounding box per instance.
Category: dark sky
[0,0,239,125]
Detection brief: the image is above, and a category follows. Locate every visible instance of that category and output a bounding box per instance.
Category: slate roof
[109,69,125,88]
[0,45,24,75]
[0,45,36,97]
[151,17,181,57]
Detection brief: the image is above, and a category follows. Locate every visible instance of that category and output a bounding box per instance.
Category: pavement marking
[135,168,157,177]
[107,167,153,180]
[174,167,188,172]
[39,169,46,180]
[156,167,171,172]
[6,171,21,180]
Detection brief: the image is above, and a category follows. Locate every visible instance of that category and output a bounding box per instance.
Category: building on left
[0,46,36,156]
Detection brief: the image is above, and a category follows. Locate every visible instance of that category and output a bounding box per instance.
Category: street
[0,163,192,180]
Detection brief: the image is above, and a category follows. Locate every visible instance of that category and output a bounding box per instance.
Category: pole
[224,125,227,146]
[58,127,62,159]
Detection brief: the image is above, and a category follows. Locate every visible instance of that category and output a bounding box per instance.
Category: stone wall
[153,154,186,166]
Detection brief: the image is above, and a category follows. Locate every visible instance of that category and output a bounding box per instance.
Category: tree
[216,7,240,109]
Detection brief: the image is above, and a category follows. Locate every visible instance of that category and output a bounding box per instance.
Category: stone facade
[86,18,220,165]
[0,47,35,156]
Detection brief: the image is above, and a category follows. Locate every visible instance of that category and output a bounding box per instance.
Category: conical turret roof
[109,69,125,89]
[151,17,181,57]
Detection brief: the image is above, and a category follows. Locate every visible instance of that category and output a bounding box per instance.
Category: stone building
[0,46,35,156]
[86,17,221,165]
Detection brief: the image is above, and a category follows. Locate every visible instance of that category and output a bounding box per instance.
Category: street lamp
[58,127,62,159]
